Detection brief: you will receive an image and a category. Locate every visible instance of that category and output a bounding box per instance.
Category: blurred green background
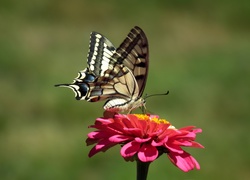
[1,0,250,179]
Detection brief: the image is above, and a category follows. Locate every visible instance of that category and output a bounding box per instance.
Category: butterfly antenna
[144,91,169,99]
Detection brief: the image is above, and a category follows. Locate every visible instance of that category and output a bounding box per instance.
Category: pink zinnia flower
[86,112,204,172]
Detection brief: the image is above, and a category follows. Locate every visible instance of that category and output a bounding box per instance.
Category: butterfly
[55,26,149,113]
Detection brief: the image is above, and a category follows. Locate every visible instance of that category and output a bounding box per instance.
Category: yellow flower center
[133,114,170,125]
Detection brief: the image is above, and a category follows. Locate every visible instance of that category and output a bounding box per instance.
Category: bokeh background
[1,0,250,179]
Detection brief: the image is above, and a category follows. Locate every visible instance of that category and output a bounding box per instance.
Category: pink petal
[121,141,141,158]
[86,131,112,144]
[138,144,158,162]
[88,139,116,157]
[165,143,183,154]
[175,141,193,147]
[134,118,148,132]
[123,127,143,137]
[122,115,137,128]
[179,126,202,134]
[95,117,113,125]
[191,141,204,148]
[167,151,200,172]
[152,136,168,146]
[175,140,204,148]
[87,131,99,138]
[134,137,151,143]
[193,128,202,133]
[109,134,133,143]
[86,137,98,146]
[87,131,104,139]
[178,126,196,131]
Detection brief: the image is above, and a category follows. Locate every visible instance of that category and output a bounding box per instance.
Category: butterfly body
[56,26,149,113]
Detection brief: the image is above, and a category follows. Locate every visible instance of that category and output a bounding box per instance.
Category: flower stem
[136,160,151,180]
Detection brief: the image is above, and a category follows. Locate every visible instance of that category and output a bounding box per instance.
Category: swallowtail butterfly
[55,26,149,112]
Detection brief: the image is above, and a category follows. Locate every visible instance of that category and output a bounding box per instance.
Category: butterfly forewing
[113,26,149,97]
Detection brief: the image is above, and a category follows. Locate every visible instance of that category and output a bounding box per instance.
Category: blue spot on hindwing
[84,74,96,83]
[76,83,89,100]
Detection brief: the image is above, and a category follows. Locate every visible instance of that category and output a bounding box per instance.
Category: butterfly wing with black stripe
[56,26,149,112]
[113,26,149,97]
[87,32,116,76]
[55,31,117,100]
[100,26,149,111]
